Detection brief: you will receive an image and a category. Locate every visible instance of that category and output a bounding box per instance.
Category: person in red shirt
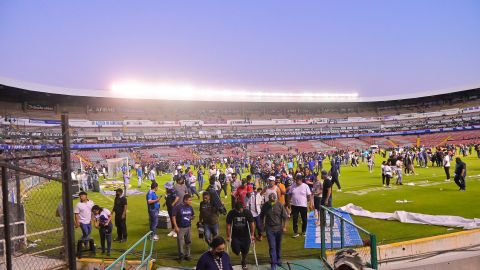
[233,179,253,208]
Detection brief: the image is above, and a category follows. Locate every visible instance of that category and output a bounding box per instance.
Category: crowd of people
[71,143,477,270]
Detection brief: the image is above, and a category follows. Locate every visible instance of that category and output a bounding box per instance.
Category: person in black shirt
[226,202,255,270]
[206,176,227,215]
[320,170,332,207]
[454,157,467,191]
[196,236,234,270]
[199,192,220,245]
[112,188,127,242]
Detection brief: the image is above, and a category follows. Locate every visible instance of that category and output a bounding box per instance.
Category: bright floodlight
[110,82,358,102]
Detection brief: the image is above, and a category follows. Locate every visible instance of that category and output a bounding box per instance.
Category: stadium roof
[0,76,478,103]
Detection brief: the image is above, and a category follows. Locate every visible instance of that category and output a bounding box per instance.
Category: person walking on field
[287,174,312,238]
[199,192,221,245]
[454,157,467,191]
[226,202,255,270]
[74,191,94,242]
[172,194,195,262]
[261,193,288,270]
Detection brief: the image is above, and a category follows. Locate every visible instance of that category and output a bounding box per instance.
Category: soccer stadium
[1,2,480,270]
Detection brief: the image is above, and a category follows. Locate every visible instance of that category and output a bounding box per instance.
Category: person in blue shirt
[307,159,315,173]
[136,166,143,188]
[121,163,128,174]
[172,194,195,261]
[330,157,342,192]
[196,236,233,270]
[197,167,205,192]
[146,182,161,241]
[317,155,324,174]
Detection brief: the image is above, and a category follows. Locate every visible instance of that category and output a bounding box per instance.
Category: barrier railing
[105,231,155,270]
[320,206,377,270]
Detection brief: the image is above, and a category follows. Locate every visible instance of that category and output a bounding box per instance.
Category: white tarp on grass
[339,203,480,230]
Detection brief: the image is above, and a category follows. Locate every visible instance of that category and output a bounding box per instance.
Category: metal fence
[0,160,67,270]
[0,114,76,270]
[320,206,378,270]
[105,231,155,270]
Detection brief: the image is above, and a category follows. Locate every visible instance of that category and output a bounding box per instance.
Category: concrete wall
[378,229,480,269]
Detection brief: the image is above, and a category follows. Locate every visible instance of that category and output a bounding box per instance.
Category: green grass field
[29,154,480,267]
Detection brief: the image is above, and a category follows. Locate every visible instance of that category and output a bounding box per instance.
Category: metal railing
[320,206,378,269]
[105,231,155,270]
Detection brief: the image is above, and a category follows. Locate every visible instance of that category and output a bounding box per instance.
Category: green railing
[320,206,378,270]
[105,231,155,270]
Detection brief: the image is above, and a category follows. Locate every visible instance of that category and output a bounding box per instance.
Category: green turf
[26,153,480,267]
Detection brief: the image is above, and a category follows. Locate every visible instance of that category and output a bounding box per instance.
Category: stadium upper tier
[0,81,479,122]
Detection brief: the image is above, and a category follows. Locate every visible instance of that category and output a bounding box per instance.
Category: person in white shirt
[92,205,113,256]
[188,171,200,199]
[443,151,451,181]
[395,158,403,185]
[77,169,89,191]
[74,191,95,241]
[287,174,312,238]
[209,164,217,178]
[384,161,393,188]
[248,187,264,241]
[226,165,234,183]
[148,169,156,181]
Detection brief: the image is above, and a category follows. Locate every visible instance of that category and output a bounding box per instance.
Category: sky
[0,0,479,98]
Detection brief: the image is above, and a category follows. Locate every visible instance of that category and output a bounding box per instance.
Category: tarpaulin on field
[340,203,480,230]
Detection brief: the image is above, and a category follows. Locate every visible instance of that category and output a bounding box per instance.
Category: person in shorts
[226,202,255,269]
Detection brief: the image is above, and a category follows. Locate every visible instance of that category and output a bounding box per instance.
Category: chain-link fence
[320,206,377,270]
[0,116,76,270]
[0,157,67,270]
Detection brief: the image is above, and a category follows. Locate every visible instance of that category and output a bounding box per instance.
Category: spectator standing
[164,181,178,238]
[320,170,333,207]
[112,188,127,242]
[123,169,130,195]
[146,182,161,241]
[188,171,200,199]
[395,157,404,185]
[136,166,143,188]
[198,167,205,192]
[312,174,323,224]
[443,151,451,182]
[383,161,393,188]
[172,194,195,261]
[172,176,189,207]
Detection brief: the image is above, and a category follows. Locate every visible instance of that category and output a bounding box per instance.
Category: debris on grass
[395,200,413,204]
